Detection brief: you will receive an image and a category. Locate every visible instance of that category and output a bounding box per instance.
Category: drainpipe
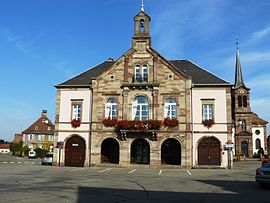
[88,84,93,167]
[190,85,194,168]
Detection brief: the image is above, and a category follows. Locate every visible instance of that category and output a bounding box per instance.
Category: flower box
[71,119,81,128]
[202,119,215,128]
[163,118,179,128]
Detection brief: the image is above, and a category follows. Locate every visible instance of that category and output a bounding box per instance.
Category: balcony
[121,74,159,89]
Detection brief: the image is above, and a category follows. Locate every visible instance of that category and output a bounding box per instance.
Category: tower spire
[235,38,246,88]
[141,0,144,12]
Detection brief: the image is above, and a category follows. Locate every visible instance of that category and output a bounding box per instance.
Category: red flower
[102,118,118,127]
[202,119,215,128]
[71,119,81,128]
[163,118,179,128]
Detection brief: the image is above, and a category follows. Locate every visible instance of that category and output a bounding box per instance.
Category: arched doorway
[241,141,249,157]
[198,137,221,165]
[131,139,150,164]
[65,135,86,167]
[101,138,119,164]
[161,138,181,165]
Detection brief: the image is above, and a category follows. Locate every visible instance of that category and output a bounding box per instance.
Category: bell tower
[233,40,253,158]
[132,0,151,48]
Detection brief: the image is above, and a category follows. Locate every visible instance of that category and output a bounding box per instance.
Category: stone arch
[130,138,150,164]
[161,138,181,165]
[101,138,119,164]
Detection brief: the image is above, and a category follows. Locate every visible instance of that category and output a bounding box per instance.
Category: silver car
[41,153,53,166]
[255,161,270,187]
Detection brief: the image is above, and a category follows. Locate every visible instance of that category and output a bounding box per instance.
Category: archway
[65,135,86,167]
[161,138,181,165]
[101,138,119,164]
[131,139,150,164]
[241,141,249,157]
[198,137,221,165]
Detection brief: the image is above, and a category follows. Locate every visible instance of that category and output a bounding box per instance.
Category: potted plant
[163,118,179,128]
[102,118,118,127]
[71,119,81,128]
[202,119,215,128]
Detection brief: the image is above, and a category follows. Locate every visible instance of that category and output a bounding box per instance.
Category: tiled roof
[0,144,10,149]
[56,61,115,87]
[169,60,230,85]
[56,59,230,87]
[22,117,55,135]
[251,113,268,126]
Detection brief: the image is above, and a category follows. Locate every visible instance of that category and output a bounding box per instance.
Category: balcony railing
[132,75,148,83]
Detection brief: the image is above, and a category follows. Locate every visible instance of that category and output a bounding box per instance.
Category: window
[256,139,261,149]
[28,134,33,141]
[238,96,242,107]
[243,96,247,107]
[134,64,148,82]
[72,103,82,120]
[140,19,145,32]
[164,98,177,119]
[132,96,149,121]
[202,100,214,120]
[48,135,54,141]
[105,98,117,119]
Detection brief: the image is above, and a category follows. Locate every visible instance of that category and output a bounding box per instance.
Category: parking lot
[0,154,269,203]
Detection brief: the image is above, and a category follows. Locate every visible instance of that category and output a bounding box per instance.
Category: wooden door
[65,136,86,167]
[198,137,220,165]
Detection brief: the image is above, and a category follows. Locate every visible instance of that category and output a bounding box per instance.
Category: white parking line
[159,169,163,175]
[3,162,7,164]
[70,168,87,172]
[17,162,21,164]
[98,168,112,173]
[24,162,28,164]
[186,170,192,176]
[10,162,14,164]
[128,169,137,174]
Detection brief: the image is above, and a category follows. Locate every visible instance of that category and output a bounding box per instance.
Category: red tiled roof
[22,116,55,135]
[0,144,10,149]
[251,113,268,126]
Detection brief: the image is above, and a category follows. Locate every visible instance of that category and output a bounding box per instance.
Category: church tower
[233,43,253,158]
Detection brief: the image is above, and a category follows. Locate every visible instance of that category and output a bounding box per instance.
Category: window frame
[202,100,215,121]
[71,101,83,121]
[105,98,118,119]
[132,96,149,121]
[164,98,177,119]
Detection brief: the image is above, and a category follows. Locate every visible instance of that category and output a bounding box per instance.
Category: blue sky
[0,0,270,142]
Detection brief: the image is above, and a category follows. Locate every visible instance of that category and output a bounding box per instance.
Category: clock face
[240,89,244,94]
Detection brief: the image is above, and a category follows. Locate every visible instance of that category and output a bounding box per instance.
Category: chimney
[41,110,47,119]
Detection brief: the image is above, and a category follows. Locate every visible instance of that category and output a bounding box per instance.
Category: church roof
[235,48,247,89]
[251,113,268,126]
[56,59,230,87]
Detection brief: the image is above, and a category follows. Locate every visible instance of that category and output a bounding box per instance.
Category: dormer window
[140,19,145,32]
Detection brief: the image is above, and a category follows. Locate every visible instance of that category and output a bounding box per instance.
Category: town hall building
[53,4,267,168]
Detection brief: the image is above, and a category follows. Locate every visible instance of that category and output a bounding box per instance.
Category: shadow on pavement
[77,180,270,203]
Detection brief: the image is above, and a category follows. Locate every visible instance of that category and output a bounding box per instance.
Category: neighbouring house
[53,5,235,168]
[232,47,268,159]
[13,134,23,144]
[0,143,10,154]
[22,110,55,152]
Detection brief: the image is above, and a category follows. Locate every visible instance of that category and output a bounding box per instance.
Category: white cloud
[252,26,270,40]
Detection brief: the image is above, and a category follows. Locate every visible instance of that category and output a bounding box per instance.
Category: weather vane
[141,0,144,12]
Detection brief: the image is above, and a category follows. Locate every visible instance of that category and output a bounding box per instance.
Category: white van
[28,150,36,158]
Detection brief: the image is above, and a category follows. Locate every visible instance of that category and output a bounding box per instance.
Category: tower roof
[235,45,247,89]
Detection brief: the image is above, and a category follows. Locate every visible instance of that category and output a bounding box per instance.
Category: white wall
[252,126,266,155]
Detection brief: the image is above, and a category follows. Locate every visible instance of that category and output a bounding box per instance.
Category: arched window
[255,139,261,149]
[132,96,149,120]
[164,98,177,119]
[243,96,247,107]
[238,95,242,107]
[142,65,148,82]
[140,19,145,32]
[105,98,117,119]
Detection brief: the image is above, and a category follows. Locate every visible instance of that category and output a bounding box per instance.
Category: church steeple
[234,40,246,89]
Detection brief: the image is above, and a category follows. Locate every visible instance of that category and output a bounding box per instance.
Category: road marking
[31,162,35,164]
[24,162,28,164]
[128,169,137,174]
[10,162,14,164]
[17,162,21,164]
[186,170,192,176]
[3,162,7,164]
[98,168,112,173]
[70,168,87,172]
[159,169,163,175]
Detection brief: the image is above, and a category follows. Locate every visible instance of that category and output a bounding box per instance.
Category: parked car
[41,153,53,165]
[28,150,37,158]
[261,155,269,165]
[255,161,270,188]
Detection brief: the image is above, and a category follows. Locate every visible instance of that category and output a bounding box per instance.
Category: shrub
[35,148,48,158]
